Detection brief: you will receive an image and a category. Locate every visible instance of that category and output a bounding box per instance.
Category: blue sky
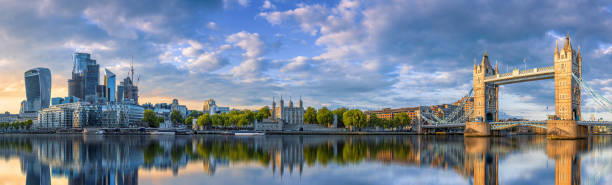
[0,0,611,120]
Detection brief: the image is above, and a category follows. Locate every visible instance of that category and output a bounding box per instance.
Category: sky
[0,0,611,120]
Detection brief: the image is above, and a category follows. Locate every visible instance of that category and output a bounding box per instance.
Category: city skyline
[0,1,611,120]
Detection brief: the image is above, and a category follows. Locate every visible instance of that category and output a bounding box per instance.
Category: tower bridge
[418,34,612,139]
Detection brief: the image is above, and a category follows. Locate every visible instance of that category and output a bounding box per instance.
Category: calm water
[0,135,611,185]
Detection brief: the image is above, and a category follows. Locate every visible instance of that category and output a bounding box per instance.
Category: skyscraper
[68,53,99,102]
[104,69,116,102]
[24,68,51,112]
[116,61,139,104]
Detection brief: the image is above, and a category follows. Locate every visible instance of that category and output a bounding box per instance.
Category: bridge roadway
[484,66,554,85]
[421,120,612,129]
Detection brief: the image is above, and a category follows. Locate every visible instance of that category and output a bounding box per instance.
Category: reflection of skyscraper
[104,69,116,102]
[24,68,52,112]
[22,159,51,185]
[68,53,99,102]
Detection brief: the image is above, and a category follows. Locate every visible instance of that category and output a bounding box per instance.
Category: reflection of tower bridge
[418,34,612,139]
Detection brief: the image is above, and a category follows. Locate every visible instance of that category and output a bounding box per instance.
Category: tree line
[142,106,411,130]
[142,107,272,128]
[0,120,34,130]
[305,107,411,130]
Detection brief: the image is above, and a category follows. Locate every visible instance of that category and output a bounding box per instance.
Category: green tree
[316,107,334,126]
[197,114,212,127]
[211,114,223,127]
[155,117,164,128]
[170,110,183,125]
[258,106,271,119]
[143,110,159,128]
[185,116,194,125]
[343,109,366,130]
[368,113,381,128]
[24,119,33,129]
[188,111,203,119]
[392,112,411,130]
[333,107,347,125]
[304,107,317,124]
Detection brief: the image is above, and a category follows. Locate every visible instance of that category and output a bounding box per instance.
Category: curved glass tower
[24,68,51,112]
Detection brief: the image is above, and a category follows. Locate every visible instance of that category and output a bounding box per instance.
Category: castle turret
[272,97,276,120]
[299,96,303,108]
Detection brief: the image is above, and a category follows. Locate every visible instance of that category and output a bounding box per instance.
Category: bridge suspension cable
[572,73,612,113]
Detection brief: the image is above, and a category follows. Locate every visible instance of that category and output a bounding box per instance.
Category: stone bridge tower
[548,34,585,139]
[466,53,498,136]
[554,34,582,121]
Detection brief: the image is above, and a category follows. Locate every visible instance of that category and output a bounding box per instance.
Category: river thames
[0,135,610,185]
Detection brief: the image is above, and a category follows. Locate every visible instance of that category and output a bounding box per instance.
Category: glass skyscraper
[68,53,99,102]
[104,69,116,102]
[24,67,51,112]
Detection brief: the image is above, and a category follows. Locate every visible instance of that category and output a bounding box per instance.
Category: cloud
[262,0,275,10]
[226,31,266,59]
[207,22,218,30]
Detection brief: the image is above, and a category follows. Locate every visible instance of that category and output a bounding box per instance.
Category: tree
[197,114,212,127]
[392,112,411,130]
[143,110,158,128]
[170,110,183,125]
[188,111,203,119]
[368,113,381,128]
[211,114,223,127]
[304,107,317,124]
[316,107,334,126]
[25,119,33,129]
[155,117,164,128]
[333,107,347,126]
[258,106,271,119]
[185,116,194,125]
[343,109,366,130]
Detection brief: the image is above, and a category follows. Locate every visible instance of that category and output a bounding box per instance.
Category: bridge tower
[548,34,586,139]
[466,53,498,136]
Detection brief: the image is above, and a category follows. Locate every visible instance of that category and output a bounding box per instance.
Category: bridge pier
[546,120,588,139]
[546,120,589,139]
[465,121,491,137]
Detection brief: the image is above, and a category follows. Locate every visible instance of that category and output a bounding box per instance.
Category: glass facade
[68,53,99,102]
[24,68,51,112]
[104,69,116,102]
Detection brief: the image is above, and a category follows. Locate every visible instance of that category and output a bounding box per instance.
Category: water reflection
[0,135,610,185]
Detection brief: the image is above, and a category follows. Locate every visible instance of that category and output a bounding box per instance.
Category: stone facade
[554,34,582,121]
[472,52,499,124]
[254,97,305,131]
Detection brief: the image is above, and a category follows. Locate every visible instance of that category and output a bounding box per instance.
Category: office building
[51,96,80,106]
[104,69,116,102]
[68,53,99,102]
[38,102,144,128]
[116,63,139,104]
[202,99,230,115]
[24,68,52,113]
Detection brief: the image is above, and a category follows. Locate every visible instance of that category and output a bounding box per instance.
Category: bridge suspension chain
[419,88,474,125]
[572,73,612,113]
[443,89,474,123]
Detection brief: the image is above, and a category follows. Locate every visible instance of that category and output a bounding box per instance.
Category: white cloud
[207,22,218,30]
[83,4,164,39]
[186,52,227,72]
[63,39,116,51]
[595,43,612,56]
[262,0,275,10]
[281,56,313,72]
[224,0,249,8]
[181,40,204,57]
[226,31,266,59]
